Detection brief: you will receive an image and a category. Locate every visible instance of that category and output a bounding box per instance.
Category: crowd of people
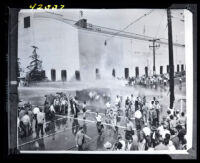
[127,73,184,91]
[18,90,187,151]
[102,94,187,151]
[18,92,82,139]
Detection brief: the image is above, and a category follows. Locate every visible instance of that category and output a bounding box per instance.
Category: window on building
[112,69,115,77]
[124,68,129,79]
[153,66,156,72]
[24,16,30,28]
[96,68,100,79]
[145,67,148,77]
[167,65,169,73]
[181,64,184,71]
[160,66,163,75]
[135,67,139,77]
[75,70,80,81]
[61,70,67,81]
[177,65,180,72]
[41,70,46,78]
[51,69,56,81]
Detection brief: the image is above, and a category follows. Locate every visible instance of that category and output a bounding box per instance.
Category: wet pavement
[18,112,128,151]
[18,80,186,151]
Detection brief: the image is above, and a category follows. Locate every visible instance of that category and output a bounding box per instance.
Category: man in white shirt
[134,109,142,130]
[32,106,40,131]
[142,123,151,148]
[60,97,67,115]
[21,112,31,137]
[142,123,151,137]
[96,112,102,134]
[105,101,111,115]
[36,108,45,138]
[33,106,40,115]
[115,95,121,108]
[49,104,55,113]
[161,125,171,139]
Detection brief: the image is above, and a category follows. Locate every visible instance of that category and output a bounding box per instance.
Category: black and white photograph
[6,5,197,157]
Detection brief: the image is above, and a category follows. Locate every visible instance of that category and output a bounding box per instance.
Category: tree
[26,46,46,82]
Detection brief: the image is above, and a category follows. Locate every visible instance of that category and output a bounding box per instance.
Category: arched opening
[181,64,184,71]
[75,70,80,81]
[145,67,148,77]
[96,68,100,79]
[124,68,129,79]
[135,67,139,77]
[112,68,116,77]
[160,66,163,75]
[61,70,67,81]
[167,65,169,73]
[177,65,180,72]
[51,69,56,81]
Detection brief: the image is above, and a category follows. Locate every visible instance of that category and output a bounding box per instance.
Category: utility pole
[167,9,175,109]
[8,8,20,154]
[149,39,160,75]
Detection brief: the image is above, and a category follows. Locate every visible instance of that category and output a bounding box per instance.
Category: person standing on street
[134,108,142,130]
[75,127,92,151]
[21,112,31,137]
[36,108,45,138]
[96,112,103,134]
[155,101,161,124]
[82,101,87,119]
[33,105,40,132]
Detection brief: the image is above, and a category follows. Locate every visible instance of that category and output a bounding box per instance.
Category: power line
[105,9,154,43]
[154,10,166,39]
[33,10,184,47]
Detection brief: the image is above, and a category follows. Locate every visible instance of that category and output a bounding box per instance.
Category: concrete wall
[78,28,185,81]
[18,10,185,82]
[18,11,80,81]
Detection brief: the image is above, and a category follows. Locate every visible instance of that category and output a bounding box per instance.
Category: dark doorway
[41,70,45,78]
[145,67,148,77]
[61,70,67,81]
[167,65,169,73]
[96,68,100,79]
[51,69,56,81]
[160,66,163,75]
[153,66,156,73]
[75,70,80,81]
[124,68,129,79]
[135,67,139,77]
[177,65,180,72]
[112,69,115,77]
[181,64,184,71]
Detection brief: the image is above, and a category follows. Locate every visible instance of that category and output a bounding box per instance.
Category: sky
[20,8,185,44]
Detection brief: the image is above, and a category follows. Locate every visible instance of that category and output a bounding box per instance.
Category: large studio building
[18,11,185,82]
